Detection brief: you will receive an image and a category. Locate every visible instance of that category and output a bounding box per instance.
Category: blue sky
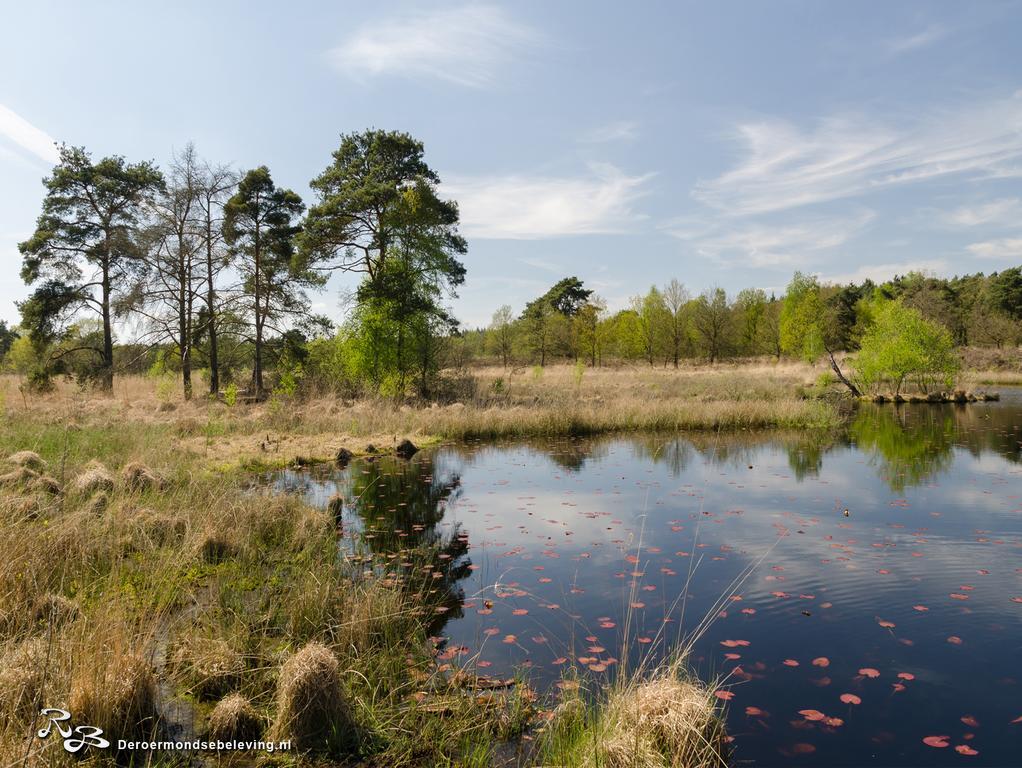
[2,0,1021,330]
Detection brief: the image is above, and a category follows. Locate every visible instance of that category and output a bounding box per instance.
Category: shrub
[853,300,960,395]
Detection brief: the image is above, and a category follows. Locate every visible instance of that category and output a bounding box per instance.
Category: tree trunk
[100,257,114,392]
[827,348,861,397]
[206,210,219,396]
[252,218,264,398]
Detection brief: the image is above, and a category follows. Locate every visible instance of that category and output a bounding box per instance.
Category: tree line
[10,130,466,399]
[4,125,1021,400]
[465,267,1022,371]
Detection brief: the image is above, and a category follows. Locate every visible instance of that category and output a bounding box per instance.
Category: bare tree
[134,144,203,398]
[662,278,690,368]
[195,156,237,395]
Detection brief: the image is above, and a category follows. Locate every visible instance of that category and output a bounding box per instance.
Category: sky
[1,0,1022,330]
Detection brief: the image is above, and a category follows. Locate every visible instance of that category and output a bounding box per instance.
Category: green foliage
[0,321,18,361]
[223,382,238,407]
[301,130,466,397]
[780,272,825,362]
[853,300,960,395]
[691,287,733,363]
[18,145,164,389]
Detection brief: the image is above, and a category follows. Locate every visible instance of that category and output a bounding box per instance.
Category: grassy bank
[0,423,537,766]
[0,401,730,767]
[0,362,842,471]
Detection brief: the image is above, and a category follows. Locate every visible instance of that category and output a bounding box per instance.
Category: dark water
[269,392,1022,766]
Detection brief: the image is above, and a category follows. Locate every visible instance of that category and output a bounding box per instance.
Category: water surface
[270,393,1022,766]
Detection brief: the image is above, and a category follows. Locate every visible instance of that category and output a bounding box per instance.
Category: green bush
[853,300,959,395]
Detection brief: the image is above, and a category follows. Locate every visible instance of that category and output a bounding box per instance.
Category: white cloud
[668,210,875,268]
[328,5,541,87]
[965,237,1022,260]
[694,91,1022,215]
[0,103,58,164]
[582,121,639,143]
[819,258,951,286]
[887,24,946,55]
[444,164,653,239]
[946,198,1022,228]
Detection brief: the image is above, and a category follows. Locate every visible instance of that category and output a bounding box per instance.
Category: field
[0,361,840,472]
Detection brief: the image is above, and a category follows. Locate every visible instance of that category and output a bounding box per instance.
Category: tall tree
[223,167,312,398]
[662,278,690,368]
[135,144,203,398]
[490,305,515,367]
[631,287,668,367]
[19,146,164,390]
[301,130,467,392]
[573,296,607,367]
[734,288,766,356]
[691,287,732,363]
[301,129,465,285]
[195,156,236,395]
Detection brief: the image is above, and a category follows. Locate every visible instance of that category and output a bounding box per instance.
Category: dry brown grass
[271,641,353,752]
[171,635,245,700]
[596,674,728,768]
[545,668,729,768]
[0,361,845,471]
[73,460,115,495]
[208,692,263,741]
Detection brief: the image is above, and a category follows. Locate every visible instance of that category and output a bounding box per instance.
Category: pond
[268,391,1022,766]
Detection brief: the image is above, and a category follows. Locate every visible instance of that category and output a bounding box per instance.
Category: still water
[270,393,1022,766]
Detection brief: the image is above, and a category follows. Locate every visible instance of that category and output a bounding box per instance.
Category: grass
[0,418,528,766]
[0,361,842,471]
[2,358,1008,765]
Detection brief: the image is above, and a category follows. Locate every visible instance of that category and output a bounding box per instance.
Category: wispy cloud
[820,258,951,286]
[945,198,1022,228]
[965,237,1022,260]
[444,164,653,239]
[668,210,875,268]
[581,121,639,143]
[0,103,58,164]
[694,91,1022,215]
[328,5,541,87]
[887,24,946,55]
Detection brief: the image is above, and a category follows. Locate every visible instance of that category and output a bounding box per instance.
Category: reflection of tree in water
[784,431,836,481]
[850,405,955,492]
[537,438,610,472]
[632,436,694,476]
[348,455,472,636]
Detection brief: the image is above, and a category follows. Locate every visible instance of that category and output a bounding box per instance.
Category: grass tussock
[271,641,352,752]
[208,692,263,741]
[540,665,729,768]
